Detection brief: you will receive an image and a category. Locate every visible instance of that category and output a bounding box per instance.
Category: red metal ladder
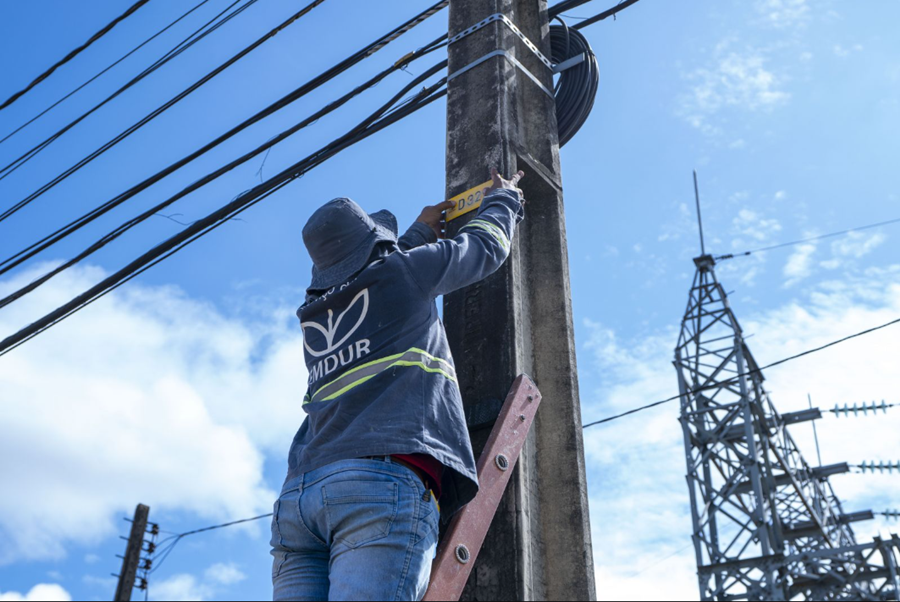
[423,374,542,601]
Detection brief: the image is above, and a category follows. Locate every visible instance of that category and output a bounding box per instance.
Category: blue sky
[1,0,898,600]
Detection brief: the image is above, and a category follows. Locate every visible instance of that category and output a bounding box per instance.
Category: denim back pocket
[322,480,398,548]
[270,499,287,579]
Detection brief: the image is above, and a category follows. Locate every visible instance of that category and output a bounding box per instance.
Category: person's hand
[416,200,456,239]
[483,167,525,202]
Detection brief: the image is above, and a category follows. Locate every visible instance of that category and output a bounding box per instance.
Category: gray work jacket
[287,188,524,516]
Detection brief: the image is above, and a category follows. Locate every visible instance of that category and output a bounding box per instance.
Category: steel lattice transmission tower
[674,252,900,601]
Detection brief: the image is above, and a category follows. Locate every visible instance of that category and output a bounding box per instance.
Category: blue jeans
[270,458,440,601]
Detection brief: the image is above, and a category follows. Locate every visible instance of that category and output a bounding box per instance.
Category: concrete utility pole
[443,1,595,599]
[114,504,150,602]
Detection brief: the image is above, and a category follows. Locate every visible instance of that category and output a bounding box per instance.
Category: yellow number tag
[446,181,492,222]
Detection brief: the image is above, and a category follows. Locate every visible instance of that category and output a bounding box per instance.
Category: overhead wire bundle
[0,65,449,356]
[0,2,449,310]
[0,0,638,220]
[0,7,452,356]
[0,0,643,356]
[0,0,214,146]
[0,0,263,184]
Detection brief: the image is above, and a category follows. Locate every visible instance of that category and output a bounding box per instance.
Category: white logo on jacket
[301,289,372,384]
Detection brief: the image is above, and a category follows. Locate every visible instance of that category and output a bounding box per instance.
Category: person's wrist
[413,219,439,241]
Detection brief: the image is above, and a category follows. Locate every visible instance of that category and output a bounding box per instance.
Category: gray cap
[302,197,398,290]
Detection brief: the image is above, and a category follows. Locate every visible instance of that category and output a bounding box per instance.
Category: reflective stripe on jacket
[287,188,524,517]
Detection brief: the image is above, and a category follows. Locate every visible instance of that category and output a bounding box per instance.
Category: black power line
[148,513,273,578]
[0,0,213,146]
[716,216,900,261]
[549,0,641,22]
[0,1,448,280]
[0,0,321,223]
[0,0,622,180]
[0,0,153,111]
[0,62,448,357]
[572,0,642,30]
[0,17,448,314]
[0,0,257,185]
[549,0,600,18]
[582,314,900,428]
[0,56,447,313]
[110,321,900,584]
[0,2,632,355]
[174,513,273,539]
[129,319,900,579]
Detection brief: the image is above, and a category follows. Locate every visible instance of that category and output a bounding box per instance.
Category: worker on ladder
[271,168,526,601]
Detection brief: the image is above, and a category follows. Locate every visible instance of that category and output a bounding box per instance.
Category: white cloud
[0,264,308,564]
[703,206,780,287]
[582,266,900,601]
[151,574,210,602]
[819,232,885,270]
[732,208,782,244]
[680,40,790,133]
[889,63,900,84]
[150,563,246,601]
[831,231,885,259]
[728,191,751,205]
[834,44,864,58]
[724,209,782,285]
[757,229,885,286]
[656,202,695,246]
[783,241,817,285]
[582,321,697,601]
[82,575,116,591]
[0,584,71,601]
[756,0,809,28]
[203,563,246,586]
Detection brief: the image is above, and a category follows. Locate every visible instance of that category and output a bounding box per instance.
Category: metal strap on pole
[448,13,552,68]
[446,12,556,99]
[553,52,587,73]
[448,49,554,98]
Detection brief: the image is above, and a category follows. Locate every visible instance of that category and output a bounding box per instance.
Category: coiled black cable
[550,23,599,147]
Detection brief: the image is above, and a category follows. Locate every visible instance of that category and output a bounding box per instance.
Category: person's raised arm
[400,168,525,298]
